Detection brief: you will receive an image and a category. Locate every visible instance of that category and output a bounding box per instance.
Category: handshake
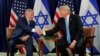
[32,28,46,35]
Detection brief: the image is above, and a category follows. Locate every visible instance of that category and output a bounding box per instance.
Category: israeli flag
[79,0,100,54]
[33,0,55,54]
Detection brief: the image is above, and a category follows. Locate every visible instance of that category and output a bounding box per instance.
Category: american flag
[53,0,75,25]
[9,0,27,29]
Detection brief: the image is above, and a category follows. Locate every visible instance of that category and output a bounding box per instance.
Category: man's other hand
[69,40,77,49]
[20,35,30,41]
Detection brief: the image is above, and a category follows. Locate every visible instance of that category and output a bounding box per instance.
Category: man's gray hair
[25,9,33,14]
[59,5,71,13]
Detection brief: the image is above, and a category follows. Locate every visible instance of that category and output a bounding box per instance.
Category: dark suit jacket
[11,17,35,40]
[45,14,84,45]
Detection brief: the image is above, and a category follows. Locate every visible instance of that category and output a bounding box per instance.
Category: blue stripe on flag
[42,44,49,54]
[88,46,100,55]
[90,0,99,12]
[32,32,49,54]
[41,0,50,14]
[32,32,40,41]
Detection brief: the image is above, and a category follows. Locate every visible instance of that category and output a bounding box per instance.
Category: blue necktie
[65,18,71,44]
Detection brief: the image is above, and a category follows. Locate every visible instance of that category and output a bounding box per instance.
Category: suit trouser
[9,38,33,56]
[56,38,84,56]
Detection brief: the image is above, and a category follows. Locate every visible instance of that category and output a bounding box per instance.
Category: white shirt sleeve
[32,28,35,32]
[43,31,46,36]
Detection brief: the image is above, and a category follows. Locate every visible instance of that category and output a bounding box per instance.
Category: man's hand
[35,29,43,35]
[69,40,77,49]
[20,35,30,41]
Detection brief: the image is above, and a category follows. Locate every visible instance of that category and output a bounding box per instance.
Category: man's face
[59,8,69,18]
[25,12,34,21]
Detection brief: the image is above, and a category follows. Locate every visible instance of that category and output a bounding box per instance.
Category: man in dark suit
[9,9,35,56]
[37,5,85,56]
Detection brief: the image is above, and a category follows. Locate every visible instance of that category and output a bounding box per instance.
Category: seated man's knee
[9,40,15,46]
[25,38,33,45]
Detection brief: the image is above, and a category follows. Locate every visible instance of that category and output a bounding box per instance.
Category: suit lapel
[24,17,28,26]
[69,15,72,32]
[63,18,67,35]
[69,14,75,32]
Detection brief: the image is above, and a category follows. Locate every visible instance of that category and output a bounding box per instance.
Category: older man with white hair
[9,9,35,56]
[37,5,85,56]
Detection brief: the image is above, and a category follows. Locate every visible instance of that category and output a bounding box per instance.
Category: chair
[38,27,95,56]
[6,28,25,56]
[72,27,95,56]
[38,35,60,56]
[83,27,95,56]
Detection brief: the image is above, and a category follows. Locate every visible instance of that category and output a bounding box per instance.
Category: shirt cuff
[43,31,46,36]
[32,28,35,32]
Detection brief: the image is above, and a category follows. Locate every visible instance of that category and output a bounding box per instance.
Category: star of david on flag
[81,10,98,27]
[34,11,49,29]
[33,0,55,54]
[34,0,52,30]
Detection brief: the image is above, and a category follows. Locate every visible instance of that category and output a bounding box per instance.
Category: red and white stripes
[9,9,18,29]
[53,8,61,26]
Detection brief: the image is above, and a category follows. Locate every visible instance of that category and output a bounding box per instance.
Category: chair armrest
[86,36,96,39]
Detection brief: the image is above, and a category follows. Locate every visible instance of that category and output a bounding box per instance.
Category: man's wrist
[43,31,46,36]
[32,28,35,32]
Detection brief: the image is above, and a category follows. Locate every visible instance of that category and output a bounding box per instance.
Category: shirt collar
[66,14,70,19]
[65,14,70,21]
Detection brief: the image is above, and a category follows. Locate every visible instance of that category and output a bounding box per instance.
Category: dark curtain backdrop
[97,0,100,13]
[0,0,100,52]
[0,0,7,52]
